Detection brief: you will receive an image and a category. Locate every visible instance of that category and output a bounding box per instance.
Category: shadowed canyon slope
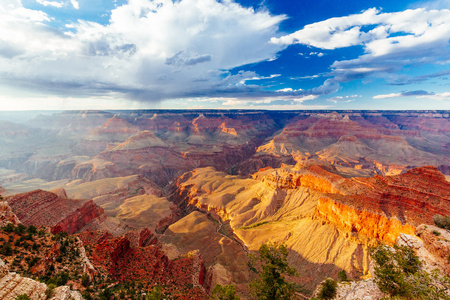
[0,110,449,297]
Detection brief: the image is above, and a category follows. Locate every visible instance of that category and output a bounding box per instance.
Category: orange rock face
[313,166,450,243]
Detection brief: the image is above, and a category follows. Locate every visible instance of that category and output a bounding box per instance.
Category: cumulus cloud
[0,0,288,102]
[273,7,450,88]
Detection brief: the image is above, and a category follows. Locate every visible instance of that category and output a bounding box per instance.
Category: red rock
[78,230,209,298]
[51,200,106,234]
[6,189,106,234]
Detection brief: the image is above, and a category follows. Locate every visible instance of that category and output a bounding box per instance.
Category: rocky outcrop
[0,258,82,300]
[6,189,106,234]
[90,115,139,142]
[78,229,209,297]
[0,201,20,227]
[51,286,83,300]
[51,200,106,234]
[0,272,47,300]
[415,224,450,275]
[112,130,167,150]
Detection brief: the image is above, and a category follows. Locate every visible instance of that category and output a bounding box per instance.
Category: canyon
[0,110,449,298]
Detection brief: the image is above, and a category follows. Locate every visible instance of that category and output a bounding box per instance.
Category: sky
[0,0,450,110]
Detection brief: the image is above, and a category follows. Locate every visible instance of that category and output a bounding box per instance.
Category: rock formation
[78,229,209,298]
[6,189,106,234]
[0,258,82,300]
[164,163,450,290]
[0,201,20,227]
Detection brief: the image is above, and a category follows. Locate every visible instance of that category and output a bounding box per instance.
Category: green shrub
[146,286,164,300]
[16,294,30,300]
[82,291,92,300]
[81,274,90,287]
[432,230,441,236]
[433,215,450,230]
[2,223,14,233]
[210,284,240,300]
[14,224,27,235]
[45,284,56,298]
[317,278,337,300]
[0,242,12,256]
[371,244,450,299]
[338,270,348,282]
[54,231,68,241]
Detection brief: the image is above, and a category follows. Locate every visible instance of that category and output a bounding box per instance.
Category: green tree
[317,278,337,300]
[16,294,30,300]
[45,284,56,298]
[371,244,450,299]
[0,242,12,256]
[81,274,90,287]
[210,284,240,300]
[14,223,26,235]
[248,243,297,300]
[2,223,14,233]
[337,270,348,282]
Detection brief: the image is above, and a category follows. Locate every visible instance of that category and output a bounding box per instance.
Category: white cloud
[0,0,287,101]
[35,0,79,9]
[36,0,64,8]
[327,94,361,103]
[70,0,79,9]
[417,92,450,100]
[373,90,440,99]
[271,8,450,54]
[373,93,402,99]
[273,7,450,90]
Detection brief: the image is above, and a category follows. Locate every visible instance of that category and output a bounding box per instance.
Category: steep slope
[78,229,209,299]
[165,164,450,290]
[254,112,450,176]
[6,189,106,234]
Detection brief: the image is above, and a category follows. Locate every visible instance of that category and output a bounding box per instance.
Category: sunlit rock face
[0,110,449,296]
[165,163,450,290]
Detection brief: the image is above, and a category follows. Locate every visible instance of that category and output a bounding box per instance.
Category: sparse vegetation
[15,294,30,300]
[210,284,240,300]
[317,278,337,300]
[81,273,90,287]
[240,221,269,230]
[248,243,297,300]
[338,270,349,282]
[146,286,165,300]
[434,215,450,230]
[433,230,442,236]
[371,244,450,299]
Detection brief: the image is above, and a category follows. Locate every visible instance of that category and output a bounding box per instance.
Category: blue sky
[0,0,449,110]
